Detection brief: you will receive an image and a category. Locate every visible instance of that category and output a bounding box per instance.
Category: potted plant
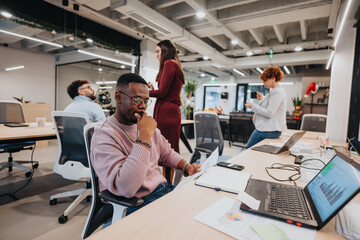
[182,79,199,139]
[292,96,303,119]
[183,79,199,120]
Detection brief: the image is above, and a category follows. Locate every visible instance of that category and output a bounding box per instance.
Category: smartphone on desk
[217,162,244,171]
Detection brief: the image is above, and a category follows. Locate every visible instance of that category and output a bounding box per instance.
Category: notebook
[251,131,306,154]
[195,166,251,194]
[240,152,360,229]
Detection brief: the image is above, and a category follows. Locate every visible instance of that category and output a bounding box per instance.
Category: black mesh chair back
[53,114,89,167]
[192,111,224,163]
[82,123,112,239]
[300,114,327,132]
[229,114,255,144]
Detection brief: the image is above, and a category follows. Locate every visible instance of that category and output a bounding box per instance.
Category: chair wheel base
[49,199,57,205]
[58,214,68,224]
[25,171,31,177]
[33,163,39,169]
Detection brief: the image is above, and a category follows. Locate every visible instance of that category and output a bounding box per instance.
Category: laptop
[4,123,29,127]
[251,131,306,154]
[240,152,360,229]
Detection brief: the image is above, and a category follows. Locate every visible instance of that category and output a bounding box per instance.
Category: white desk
[88,137,354,240]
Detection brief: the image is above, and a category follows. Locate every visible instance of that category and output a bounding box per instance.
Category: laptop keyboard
[267,184,309,220]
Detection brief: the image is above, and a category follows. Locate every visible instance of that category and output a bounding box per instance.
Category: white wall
[326,0,358,142]
[0,46,55,108]
[139,39,158,117]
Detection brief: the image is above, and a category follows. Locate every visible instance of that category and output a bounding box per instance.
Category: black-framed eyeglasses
[79,85,92,90]
[118,91,152,106]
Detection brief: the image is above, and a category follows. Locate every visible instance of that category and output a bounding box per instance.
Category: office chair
[49,111,92,224]
[82,123,144,239]
[300,114,327,132]
[190,111,232,164]
[0,100,38,177]
[229,114,255,144]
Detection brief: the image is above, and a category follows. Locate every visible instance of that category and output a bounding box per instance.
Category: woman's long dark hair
[156,40,185,84]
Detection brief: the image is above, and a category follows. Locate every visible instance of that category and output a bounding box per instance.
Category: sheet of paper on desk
[237,191,260,210]
[176,148,219,188]
[194,197,316,240]
[195,167,251,194]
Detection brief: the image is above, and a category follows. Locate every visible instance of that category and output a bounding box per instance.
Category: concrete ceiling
[1,0,345,77]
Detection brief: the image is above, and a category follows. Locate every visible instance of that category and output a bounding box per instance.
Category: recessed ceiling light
[233,69,245,76]
[294,46,303,52]
[203,56,209,60]
[98,60,101,63]
[196,11,205,18]
[283,66,290,74]
[211,77,215,80]
[86,38,93,43]
[121,65,125,69]
[1,11,12,18]
[246,51,253,56]
[231,39,238,45]
[98,68,102,72]
[200,73,205,77]
[5,65,25,71]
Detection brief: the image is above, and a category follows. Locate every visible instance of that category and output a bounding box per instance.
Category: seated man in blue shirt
[64,80,106,122]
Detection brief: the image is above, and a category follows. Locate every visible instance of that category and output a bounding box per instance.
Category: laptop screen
[306,154,360,221]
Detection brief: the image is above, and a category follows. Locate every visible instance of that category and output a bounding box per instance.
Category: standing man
[91,73,200,218]
[65,80,106,122]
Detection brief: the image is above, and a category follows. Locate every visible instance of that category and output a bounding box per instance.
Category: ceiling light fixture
[233,69,245,76]
[279,82,294,86]
[51,29,56,35]
[200,73,205,77]
[99,86,113,89]
[283,66,291,74]
[98,68,102,72]
[326,0,353,70]
[5,65,25,71]
[246,51,253,56]
[1,11,12,18]
[211,77,215,80]
[326,50,335,70]
[294,46,303,52]
[248,83,263,86]
[96,81,117,85]
[256,67,263,74]
[196,11,205,18]
[0,29,63,48]
[121,65,126,69]
[86,38,93,43]
[333,0,353,47]
[231,39,238,45]
[203,56,209,60]
[77,50,135,67]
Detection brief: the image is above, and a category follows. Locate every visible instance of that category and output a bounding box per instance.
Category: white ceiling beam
[182,49,330,70]
[191,3,331,38]
[155,0,185,10]
[207,0,259,11]
[248,28,265,46]
[222,39,331,56]
[208,35,228,50]
[327,0,341,38]
[76,0,111,11]
[300,20,307,40]
[184,0,249,49]
[273,24,285,43]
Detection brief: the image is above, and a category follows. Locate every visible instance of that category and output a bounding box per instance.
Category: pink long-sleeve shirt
[90,116,183,198]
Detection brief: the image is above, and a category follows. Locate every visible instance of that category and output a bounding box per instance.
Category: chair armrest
[99,190,144,207]
[194,147,213,154]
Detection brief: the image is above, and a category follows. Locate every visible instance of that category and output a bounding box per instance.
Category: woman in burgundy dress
[148,40,185,182]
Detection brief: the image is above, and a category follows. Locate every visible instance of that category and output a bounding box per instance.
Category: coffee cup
[36,117,46,127]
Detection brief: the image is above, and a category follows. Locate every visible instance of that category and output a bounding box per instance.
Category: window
[203,86,221,109]
[235,84,269,112]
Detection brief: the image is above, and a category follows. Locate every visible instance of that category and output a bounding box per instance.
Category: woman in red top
[148,40,184,152]
[148,40,185,181]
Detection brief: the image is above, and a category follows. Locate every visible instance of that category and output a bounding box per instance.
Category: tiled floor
[0,138,240,240]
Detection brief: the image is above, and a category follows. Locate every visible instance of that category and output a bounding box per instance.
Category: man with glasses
[64,80,106,122]
[91,73,200,221]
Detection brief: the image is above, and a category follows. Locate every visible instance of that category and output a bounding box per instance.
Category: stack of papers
[336,200,360,239]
